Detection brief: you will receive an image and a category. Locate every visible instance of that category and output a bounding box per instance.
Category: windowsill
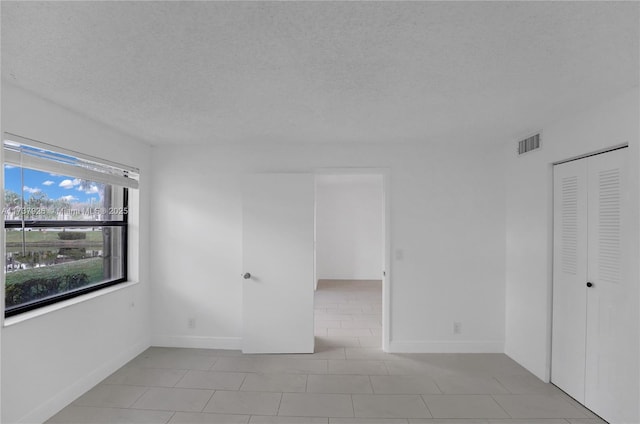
[3,280,139,327]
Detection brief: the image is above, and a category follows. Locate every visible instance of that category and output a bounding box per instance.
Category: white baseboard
[389,340,504,353]
[317,277,382,282]
[19,339,150,424]
[152,335,242,351]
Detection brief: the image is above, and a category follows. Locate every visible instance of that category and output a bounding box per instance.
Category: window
[3,134,139,317]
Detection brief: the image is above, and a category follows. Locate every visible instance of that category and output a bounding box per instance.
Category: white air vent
[518,133,541,155]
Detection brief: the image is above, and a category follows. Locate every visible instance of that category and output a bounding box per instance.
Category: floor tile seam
[274,392,285,416]
[116,403,213,414]
[427,375,444,395]
[67,404,169,412]
[417,393,434,419]
[137,386,217,393]
[163,410,176,424]
[237,373,250,391]
[350,393,355,418]
[116,365,191,371]
[181,370,252,380]
[125,385,152,409]
[208,357,219,370]
[491,375,512,394]
[127,364,215,371]
[488,393,514,419]
[189,410,254,417]
[99,381,186,389]
[173,368,190,388]
[220,389,348,396]
[381,358,390,375]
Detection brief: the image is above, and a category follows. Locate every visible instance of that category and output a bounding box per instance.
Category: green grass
[5,257,104,286]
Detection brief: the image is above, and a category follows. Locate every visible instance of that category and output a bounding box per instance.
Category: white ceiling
[1,1,638,146]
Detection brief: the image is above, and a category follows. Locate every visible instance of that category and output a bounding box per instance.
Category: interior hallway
[315,280,383,349]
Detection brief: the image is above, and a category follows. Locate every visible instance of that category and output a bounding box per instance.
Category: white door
[551,157,589,403]
[584,148,630,421]
[242,173,315,354]
[552,148,631,422]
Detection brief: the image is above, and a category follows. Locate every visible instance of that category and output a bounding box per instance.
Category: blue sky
[4,165,102,204]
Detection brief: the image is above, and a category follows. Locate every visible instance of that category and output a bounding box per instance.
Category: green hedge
[57,231,87,240]
[5,257,103,286]
[5,273,90,308]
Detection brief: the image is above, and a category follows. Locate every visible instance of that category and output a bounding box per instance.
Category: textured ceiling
[2,1,638,146]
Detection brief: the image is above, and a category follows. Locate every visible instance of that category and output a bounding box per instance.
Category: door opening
[313,172,388,351]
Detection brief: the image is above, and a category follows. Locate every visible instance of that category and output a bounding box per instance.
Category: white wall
[0,83,152,424]
[316,175,383,281]
[504,87,639,421]
[150,141,506,353]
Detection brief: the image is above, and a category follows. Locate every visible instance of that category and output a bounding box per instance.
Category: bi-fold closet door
[551,147,630,422]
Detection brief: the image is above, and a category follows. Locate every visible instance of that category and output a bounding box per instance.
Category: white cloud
[23,186,41,194]
[60,178,82,189]
[77,184,100,194]
[42,180,55,186]
[5,165,15,169]
[59,195,78,202]
[59,179,74,189]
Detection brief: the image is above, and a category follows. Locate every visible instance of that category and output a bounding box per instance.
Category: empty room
[314,173,385,350]
[1,2,639,424]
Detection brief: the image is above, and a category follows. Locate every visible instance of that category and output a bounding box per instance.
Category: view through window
[3,136,138,317]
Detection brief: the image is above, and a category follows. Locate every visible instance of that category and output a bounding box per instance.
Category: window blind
[3,133,139,189]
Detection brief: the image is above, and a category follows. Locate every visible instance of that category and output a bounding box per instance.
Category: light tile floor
[315,280,383,349]
[47,280,604,424]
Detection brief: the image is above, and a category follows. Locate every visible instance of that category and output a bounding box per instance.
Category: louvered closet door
[552,158,589,403]
[584,148,629,421]
[552,148,630,423]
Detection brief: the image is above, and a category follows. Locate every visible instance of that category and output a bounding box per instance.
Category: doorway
[313,173,387,350]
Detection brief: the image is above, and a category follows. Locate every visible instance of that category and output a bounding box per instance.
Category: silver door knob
[242,272,251,279]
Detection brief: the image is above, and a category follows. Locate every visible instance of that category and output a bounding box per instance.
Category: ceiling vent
[518,133,541,155]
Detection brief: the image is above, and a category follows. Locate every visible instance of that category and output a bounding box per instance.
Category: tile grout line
[381,359,390,375]
[350,393,355,418]
[200,389,216,413]
[419,394,434,419]
[489,393,513,419]
[126,385,151,409]
[238,373,249,391]
[208,357,218,371]
[274,392,284,416]
[432,377,444,394]
[172,369,189,388]
[492,376,511,394]
[163,410,176,424]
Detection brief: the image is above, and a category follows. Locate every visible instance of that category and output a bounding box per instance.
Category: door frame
[314,167,391,352]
